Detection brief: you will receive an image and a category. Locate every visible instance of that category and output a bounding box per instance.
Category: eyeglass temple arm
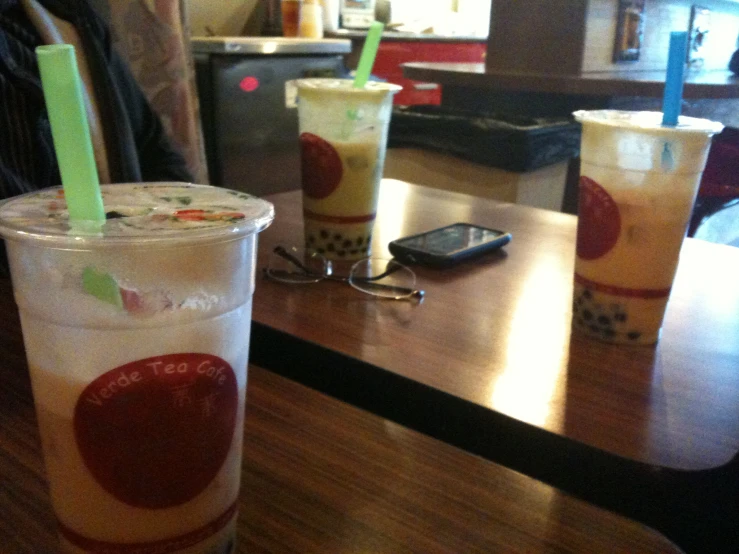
[273,245,321,275]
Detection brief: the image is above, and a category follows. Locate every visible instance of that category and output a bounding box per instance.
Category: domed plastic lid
[0,183,274,247]
[573,110,724,136]
[296,78,402,97]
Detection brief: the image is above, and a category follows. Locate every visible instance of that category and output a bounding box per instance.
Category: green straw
[353,21,384,88]
[36,44,105,224]
[37,45,121,308]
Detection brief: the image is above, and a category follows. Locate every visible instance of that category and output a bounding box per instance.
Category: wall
[186,0,258,36]
[184,0,492,37]
[486,0,739,75]
[391,0,492,35]
[582,0,739,72]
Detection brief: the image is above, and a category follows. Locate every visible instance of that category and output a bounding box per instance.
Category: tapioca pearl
[337,250,346,257]
[597,315,611,327]
[602,329,617,339]
[627,331,642,341]
[582,309,594,321]
[307,235,316,245]
[576,317,585,327]
[327,243,335,252]
[333,233,342,241]
[349,249,358,255]
[320,229,330,239]
[317,248,326,254]
[588,324,601,334]
[342,239,353,249]
[356,237,363,246]
[582,289,593,300]
[614,312,627,323]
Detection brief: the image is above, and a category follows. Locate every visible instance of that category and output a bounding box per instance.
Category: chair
[688,127,739,246]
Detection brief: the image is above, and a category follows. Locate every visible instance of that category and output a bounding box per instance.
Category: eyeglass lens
[348,258,418,299]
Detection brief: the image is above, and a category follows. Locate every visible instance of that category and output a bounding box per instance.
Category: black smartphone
[388,223,512,267]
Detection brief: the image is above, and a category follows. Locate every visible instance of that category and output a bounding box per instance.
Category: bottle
[281,0,303,37]
[299,0,324,39]
[322,0,340,33]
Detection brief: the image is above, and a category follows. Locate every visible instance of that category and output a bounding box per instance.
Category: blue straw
[662,31,688,126]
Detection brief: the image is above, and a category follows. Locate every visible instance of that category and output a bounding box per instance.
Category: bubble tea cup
[0,183,273,553]
[572,110,723,345]
[296,78,401,261]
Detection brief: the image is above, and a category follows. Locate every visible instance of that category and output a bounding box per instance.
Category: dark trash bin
[388,105,581,173]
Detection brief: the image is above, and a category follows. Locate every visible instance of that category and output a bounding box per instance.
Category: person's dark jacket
[1,0,193,188]
[0,0,193,276]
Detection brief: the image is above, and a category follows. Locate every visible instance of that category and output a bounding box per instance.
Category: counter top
[327,29,487,43]
[191,36,352,55]
[403,62,739,99]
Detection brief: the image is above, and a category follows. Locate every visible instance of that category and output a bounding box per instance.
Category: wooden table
[0,282,680,553]
[250,180,739,553]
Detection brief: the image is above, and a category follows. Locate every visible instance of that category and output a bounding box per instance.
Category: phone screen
[396,224,506,256]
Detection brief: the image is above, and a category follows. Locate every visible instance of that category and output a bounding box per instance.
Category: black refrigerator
[193,37,351,197]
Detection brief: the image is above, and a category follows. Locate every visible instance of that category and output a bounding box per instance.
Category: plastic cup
[0,183,273,553]
[296,78,401,261]
[572,110,723,345]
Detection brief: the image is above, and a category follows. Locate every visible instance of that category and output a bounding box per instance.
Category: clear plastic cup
[296,79,401,261]
[0,183,273,553]
[572,110,723,345]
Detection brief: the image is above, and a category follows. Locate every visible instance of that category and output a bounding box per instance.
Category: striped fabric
[0,0,60,199]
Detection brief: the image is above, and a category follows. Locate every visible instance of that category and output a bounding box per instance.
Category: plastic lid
[573,110,724,136]
[0,183,274,247]
[297,78,402,97]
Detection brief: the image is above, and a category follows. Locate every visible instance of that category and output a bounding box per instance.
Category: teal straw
[353,21,384,88]
[662,31,688,126]
[36,44,105,224]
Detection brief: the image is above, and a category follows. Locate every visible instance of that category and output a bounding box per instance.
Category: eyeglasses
[264,245,424,301]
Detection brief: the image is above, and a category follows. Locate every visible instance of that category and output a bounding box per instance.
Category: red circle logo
[239,76,259,92]
[576,176,621,260]
[300,132,343,199]
[74,353,238,509]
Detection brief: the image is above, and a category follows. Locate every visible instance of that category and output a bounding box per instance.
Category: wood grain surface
[250,180,739,553]
[0,280,682,553]
[253,180,739,471]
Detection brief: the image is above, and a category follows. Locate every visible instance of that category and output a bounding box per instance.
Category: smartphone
[388,223,512,267]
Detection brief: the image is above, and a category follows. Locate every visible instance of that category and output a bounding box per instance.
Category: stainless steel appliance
[193,37,351,196]
[340,0,376,29]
